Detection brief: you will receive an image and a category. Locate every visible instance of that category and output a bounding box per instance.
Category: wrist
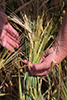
[53,10,67,60]
[53,38,67,62]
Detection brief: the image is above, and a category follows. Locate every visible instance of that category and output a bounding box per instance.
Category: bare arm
[54,10,67,61]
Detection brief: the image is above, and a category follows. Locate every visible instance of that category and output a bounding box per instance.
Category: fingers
[4,23,20,42]
[0,30,19,52]
[40,56,45,63]
[6,35,19,48]
[31,61,50,71]
[0,36,14,52]
[30,53,56,71]
[4,43,15,52]
[23,59,28,63]
[40,47,54,63]
[0,9,20,52]
[23,56,52,75]
[1,38,7,47]
[0,39,19,52]
[7,23,19,39]
[28,66,50,76]
[23,59,50,76]
[0,22,20,52]
[39,50,50,63]
[24,59,33,67]
[23,47,56,76]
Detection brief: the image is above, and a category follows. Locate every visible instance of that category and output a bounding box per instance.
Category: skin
[0,8,19,52]
[24,10,67,76]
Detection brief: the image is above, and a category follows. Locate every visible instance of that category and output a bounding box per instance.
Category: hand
[0,8,20,52]
[26,47,57,76]
[24,47,66,76]
[24,48,56,76]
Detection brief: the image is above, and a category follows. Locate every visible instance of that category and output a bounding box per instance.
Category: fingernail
[12,49,15,52]
[28,62,33,68]
[2,41,7,47]
[24,59,28,63]
[30,65,33,68]
[16,36,19,40]
[16,44,19,48]
[31,64,33,68]
[11,48,15,52]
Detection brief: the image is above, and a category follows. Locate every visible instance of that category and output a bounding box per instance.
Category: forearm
[0,8,7,35]
[54,10,67,59]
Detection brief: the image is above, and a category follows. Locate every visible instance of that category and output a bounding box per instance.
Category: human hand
[24,46,66,76]
[25,48,57,76]
[0,8,20,52]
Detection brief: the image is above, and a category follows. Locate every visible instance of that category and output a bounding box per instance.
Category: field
[0,0,67,100]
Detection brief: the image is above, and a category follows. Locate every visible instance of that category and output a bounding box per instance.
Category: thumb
[1,37,7,47]
[32,62,50,71]
[32,54,56,71]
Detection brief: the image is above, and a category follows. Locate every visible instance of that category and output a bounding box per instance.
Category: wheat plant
[0,0,67,100]
[8,10,57,99]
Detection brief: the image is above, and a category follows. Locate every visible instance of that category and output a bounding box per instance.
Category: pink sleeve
[0,8,7,35]
[0,7,7,23]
